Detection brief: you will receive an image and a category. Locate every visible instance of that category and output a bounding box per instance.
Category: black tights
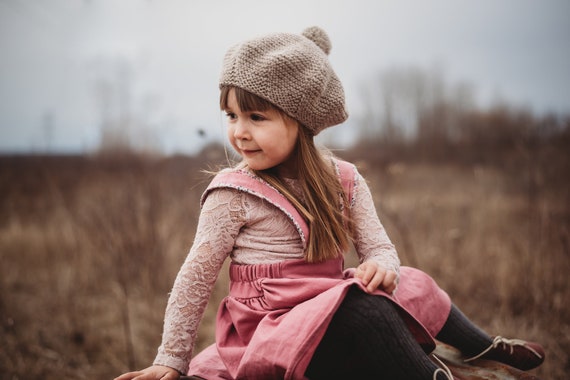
[305,287,443,380]
[436,303,493,356]
[306,287,494,379]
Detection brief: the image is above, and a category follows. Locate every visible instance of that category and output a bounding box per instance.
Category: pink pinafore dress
[188,160,451,379]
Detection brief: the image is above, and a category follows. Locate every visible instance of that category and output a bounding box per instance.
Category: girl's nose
[233,120,250,140]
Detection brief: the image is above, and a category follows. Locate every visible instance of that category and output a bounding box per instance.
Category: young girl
[116,26,545,380]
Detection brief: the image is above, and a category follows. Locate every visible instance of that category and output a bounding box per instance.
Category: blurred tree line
[347,66,569,170]
[93,61,569,182]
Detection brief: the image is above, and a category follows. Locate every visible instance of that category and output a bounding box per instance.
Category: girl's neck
[275,154,299,179]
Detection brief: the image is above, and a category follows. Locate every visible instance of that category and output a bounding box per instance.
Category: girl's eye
[250,113,265,122]
[225,112,237,120]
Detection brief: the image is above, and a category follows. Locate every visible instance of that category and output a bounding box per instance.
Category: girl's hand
[114,365,180,380]
[354,260,398,294]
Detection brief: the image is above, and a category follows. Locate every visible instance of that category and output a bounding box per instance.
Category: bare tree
[91,57,161,155]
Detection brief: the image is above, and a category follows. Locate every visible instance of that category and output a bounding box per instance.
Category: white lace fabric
[153,170,400,373]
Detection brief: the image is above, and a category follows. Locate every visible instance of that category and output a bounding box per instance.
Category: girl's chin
[246,163,269,171]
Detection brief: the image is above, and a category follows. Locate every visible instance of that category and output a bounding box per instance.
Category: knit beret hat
[220,26,348,135]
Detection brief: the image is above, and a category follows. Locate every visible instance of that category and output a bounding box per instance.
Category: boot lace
[464,336,543,363]
[431,354,454,380]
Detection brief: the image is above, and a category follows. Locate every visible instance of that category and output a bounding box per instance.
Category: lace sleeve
[153,188,248,373]
[351,172,401,277]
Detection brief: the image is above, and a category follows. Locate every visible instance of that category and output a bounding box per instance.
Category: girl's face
[225,88,300,177]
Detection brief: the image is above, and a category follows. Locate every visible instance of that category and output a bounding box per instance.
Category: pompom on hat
[219,26,348,135]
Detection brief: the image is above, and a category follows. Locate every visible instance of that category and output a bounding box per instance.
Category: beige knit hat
[219,26,348,135]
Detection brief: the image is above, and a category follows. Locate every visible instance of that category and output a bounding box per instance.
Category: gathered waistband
[229,257,345,282]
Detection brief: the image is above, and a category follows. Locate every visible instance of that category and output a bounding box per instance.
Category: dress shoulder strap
[201,169,310,248]
[335,159,357,207]
[201,158,358,250]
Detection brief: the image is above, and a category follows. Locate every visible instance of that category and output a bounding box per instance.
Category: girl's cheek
[227,128,236,145]
[229,140,238,152]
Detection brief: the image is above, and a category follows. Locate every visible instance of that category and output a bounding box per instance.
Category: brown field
[0,145,568,379]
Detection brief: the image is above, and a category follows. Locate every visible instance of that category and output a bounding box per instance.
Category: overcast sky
[1,0,569,154]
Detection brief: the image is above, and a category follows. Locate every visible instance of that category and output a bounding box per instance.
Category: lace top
[153,169,400,373]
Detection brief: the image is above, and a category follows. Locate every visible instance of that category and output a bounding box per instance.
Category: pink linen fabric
[188,160,451,379]
[188,258,450,379]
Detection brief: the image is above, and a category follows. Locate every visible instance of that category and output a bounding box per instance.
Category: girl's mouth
[241,149,261,156]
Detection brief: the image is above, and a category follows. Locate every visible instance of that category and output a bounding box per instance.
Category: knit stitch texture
[219,26,348,135]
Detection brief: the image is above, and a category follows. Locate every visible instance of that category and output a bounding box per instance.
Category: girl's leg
[435,304,544,370]
[306,287,453,380]
[435,304,494,355]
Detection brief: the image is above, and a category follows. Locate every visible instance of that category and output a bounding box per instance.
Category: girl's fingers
[363,265,375,285]
[384,282,396,294]
[162,371,180,380]
[356,263,399,293]
[354,264,365,282]
[357,263,376,286]
[114,372,142,380]
[382,270,397,288]
[382,271,398,294]
[114,366,180,380]
[367,267,386,292]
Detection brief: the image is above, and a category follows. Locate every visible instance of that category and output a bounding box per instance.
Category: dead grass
[0,150,567,379]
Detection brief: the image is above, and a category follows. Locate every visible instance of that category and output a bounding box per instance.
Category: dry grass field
[0,143,568,379]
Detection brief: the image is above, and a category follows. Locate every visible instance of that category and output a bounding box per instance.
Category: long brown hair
[220,86,352,262]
